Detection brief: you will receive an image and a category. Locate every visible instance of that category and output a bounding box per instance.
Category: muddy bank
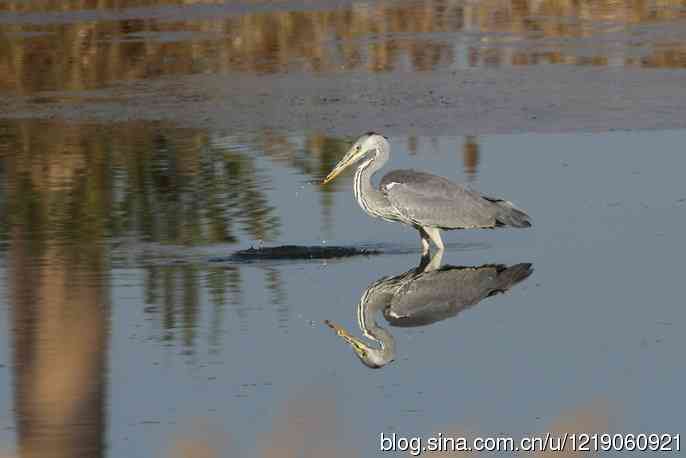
[4,66,686,136]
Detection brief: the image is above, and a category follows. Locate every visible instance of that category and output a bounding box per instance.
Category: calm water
[2,1,686,458]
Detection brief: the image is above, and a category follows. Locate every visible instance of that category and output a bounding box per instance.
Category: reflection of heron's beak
[324,320,368,357]
[321,148,360,184]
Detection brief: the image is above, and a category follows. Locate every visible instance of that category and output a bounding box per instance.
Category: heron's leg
[423,227,444,251]
[425,249,443,272]
[417,249,443,273]
[418,228,431,256]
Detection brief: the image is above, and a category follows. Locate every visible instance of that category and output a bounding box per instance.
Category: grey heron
[322,133,531,254]
[325,252,533,368]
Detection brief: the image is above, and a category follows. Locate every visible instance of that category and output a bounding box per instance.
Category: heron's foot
[418,250,443,271]
[417,247,444,273]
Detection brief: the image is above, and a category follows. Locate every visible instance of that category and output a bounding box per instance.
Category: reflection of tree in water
[140,262,291,349]
[205,266,229,352]
[463,135,480,183]
[2,123,280,246]
[0,126,335,247]
[0,120,350,357]
[3,0,686,97]
[110,128,281,245]
[307,135,351,237]
[213,131,350,238]
[9,241,109,458]
[3,122,109,457]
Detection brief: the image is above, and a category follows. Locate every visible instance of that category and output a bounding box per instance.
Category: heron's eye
[355,145,361,152]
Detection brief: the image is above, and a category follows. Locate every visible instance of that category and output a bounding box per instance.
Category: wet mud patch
[213,244,381,263]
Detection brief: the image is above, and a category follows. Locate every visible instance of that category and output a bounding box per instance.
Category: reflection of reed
[2,0,686,96]
[142,262,293,348]
[459,0,686,69]
[143,265,200,349]
[206,267,228,352]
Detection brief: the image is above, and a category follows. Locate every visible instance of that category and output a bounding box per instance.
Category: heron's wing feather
[379,169,497,229]
[385,263,533,326]
[388,267,500,323]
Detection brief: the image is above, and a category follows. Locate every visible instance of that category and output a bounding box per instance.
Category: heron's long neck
[353,147,389,218]
[356,282,396,365]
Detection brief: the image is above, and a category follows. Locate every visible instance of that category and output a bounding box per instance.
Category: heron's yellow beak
[324,320,369,357]
[321,147,363,184]
[322,164,346,184]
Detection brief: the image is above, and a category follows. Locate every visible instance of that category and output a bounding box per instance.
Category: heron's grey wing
[384,263,533,327]
[385,266,500,326]
[379,169,497,229]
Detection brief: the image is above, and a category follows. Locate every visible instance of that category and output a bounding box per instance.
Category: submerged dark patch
[226,244,381,261]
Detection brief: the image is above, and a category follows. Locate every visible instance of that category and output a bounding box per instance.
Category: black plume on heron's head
[364,131,388,140]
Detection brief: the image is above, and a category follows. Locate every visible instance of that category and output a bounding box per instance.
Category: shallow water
[2,1,686,458]
[2,123,685,457]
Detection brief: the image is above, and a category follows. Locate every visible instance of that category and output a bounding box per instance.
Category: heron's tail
[495,263,533,291]
[492,200,532,228]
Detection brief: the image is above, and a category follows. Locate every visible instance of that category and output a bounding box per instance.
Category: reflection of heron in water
[322,133,531,254]
[325,252,533,368]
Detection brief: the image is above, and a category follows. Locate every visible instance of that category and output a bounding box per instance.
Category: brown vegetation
[2,0,686,96]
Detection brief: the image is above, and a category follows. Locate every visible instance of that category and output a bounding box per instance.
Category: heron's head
[324,320,391,369]
[322,132,389,184]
